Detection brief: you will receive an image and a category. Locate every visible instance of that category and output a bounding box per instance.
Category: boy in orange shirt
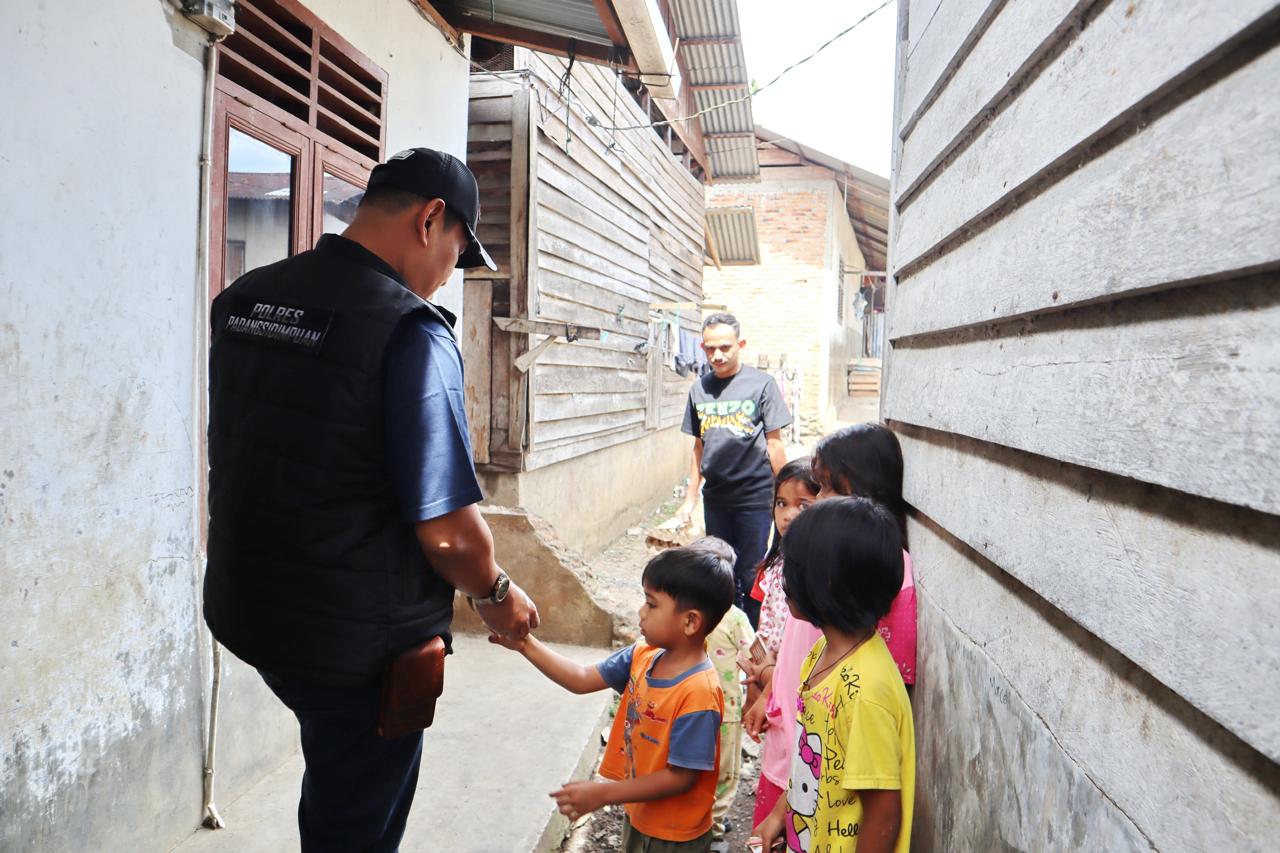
[490,543,736,852]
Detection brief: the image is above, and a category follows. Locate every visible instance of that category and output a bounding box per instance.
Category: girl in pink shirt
[813,423,916,687]
[745,424,918,827]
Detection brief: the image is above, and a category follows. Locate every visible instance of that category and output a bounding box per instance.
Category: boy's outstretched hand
[487,631,528,652]
[550,780,605,822]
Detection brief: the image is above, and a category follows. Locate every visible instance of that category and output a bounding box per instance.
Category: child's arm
[488,634,608,694]
[742,684,771,740]
[554,700,718,819]
[551,767,699,818]
[753,789,789,849]
[853,789,902,853]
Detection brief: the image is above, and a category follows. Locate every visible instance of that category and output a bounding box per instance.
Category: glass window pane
[321,171,365,235]
[226,128,293,288]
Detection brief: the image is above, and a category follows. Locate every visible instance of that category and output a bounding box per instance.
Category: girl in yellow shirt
[753,498,916,853]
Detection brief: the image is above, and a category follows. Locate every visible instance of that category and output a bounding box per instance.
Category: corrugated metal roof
[669,0,758,180]
[755,125,889,271]
[705,135,759,180]
[707,206,758,264]
[442,0,611,46]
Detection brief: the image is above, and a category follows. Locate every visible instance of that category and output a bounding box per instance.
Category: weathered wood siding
[884,1,1280,849]
[522,52,704,471]
[463,84,514,465]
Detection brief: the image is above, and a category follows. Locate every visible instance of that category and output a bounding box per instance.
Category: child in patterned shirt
[748,458,820,656]
[697,536,756,850]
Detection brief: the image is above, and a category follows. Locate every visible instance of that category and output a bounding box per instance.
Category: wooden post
[506,81,532,458]
[462,281,492,464]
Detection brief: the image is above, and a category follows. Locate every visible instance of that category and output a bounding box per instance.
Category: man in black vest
[205,148,538,852]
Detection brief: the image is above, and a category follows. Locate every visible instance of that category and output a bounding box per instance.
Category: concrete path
[174,636,613,853]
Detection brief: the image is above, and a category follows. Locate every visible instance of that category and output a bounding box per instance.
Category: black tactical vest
[204,235,454,686]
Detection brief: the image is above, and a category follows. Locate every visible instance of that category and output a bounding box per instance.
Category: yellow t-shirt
[784,634,915,853]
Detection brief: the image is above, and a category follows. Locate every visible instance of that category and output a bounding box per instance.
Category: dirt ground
[559,740,763,853]
[583,496,691,644]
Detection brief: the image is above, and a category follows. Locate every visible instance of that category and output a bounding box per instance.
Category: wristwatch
[471,570,511,607]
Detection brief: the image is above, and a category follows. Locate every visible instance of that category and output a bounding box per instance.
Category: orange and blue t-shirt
[596,643,724,841]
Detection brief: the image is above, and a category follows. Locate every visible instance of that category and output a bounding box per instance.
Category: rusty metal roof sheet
[440,0,612,45]
[669,0,758,180]
[706,206,758,264]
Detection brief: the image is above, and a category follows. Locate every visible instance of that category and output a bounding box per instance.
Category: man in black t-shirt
[677,313,791,625]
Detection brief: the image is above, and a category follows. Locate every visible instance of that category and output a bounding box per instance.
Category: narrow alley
[2,1,1277,852]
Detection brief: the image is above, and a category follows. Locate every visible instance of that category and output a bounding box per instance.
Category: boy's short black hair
[701,312,741,337]
[642,541,736,634]
[782,497,903,633]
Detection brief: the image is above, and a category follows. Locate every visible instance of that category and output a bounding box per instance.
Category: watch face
[494,573,511,601]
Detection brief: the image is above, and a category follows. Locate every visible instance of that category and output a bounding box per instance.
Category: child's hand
[487,631,529,653]
[743,650,777,687]
[550,780,605,822]
[754,811,785,852]
[743,692,770,741]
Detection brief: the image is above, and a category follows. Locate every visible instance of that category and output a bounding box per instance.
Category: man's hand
[476,581,539,641]
[675,497,697,528]
[550,780,606,822]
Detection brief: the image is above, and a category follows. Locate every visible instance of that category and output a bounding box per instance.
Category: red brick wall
[703,183,834,434]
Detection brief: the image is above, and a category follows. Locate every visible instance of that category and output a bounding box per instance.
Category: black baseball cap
[366,147,497,271]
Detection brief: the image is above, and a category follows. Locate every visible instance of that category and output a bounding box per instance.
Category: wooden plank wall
[466,74,540,469]
[464,82,515,465]
[884,1,1280,849]
[519,51,705,471]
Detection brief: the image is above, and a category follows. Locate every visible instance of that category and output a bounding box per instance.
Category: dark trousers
[703,504,773,628]
[259,670,423,853]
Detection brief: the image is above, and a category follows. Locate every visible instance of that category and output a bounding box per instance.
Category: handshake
[471,574,540,643]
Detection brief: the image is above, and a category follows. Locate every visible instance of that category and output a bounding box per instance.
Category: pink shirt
[759,551,917,787]
[880,551,917,685]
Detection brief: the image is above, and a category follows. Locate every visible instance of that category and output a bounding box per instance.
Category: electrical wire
[586,0,894,132]
[433,0,892,140]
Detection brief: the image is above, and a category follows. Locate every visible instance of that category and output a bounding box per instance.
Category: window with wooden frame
[210,0,388,298]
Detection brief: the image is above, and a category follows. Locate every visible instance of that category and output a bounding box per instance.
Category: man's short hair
[358,186,461,231]
[702,312,741,337]
[358,184,427,212]
[641,543,736,635]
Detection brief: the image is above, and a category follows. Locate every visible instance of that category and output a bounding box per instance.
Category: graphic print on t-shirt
[693,398,758,439]
[682,366,792,508]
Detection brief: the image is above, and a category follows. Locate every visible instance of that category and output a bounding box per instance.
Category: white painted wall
[306,0,472,319]
[0,1,471,849]
[0,3,209,849]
